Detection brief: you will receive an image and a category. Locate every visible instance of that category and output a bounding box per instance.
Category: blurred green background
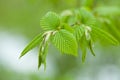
[0,0,120,80]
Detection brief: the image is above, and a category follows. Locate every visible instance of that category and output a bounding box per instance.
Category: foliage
[20,4,120,69]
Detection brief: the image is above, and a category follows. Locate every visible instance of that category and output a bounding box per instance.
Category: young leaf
[81,46,87,63]
[67,15,78,26]
[78,8,96,27]
[62,23,74,33]
[19,32,44,58]
[38,53,42,69]
[38,32,51,69]
[73,25,85,41]
[80,34,95,62]
[38,38,44,69]
[52,29,78,56]
[91,26,119,45]
[88,40,95,56]
[60,10,73,23]
[102,18,120,41]
[38,42,49,70]
[94,6,120,16]
[40,12,60,31]
[80,35,87,62]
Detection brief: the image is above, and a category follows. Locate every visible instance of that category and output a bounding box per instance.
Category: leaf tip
[19,54,23,59]
[38,64,41,70]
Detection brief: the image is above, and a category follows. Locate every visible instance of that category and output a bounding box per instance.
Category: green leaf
[62,23,74,33]
[102,18,120,41]
[19,32,44,58]
[38,53,42,69]
[81,46,87,63]
[73,25,85,41]
[60,10,73,23]
[94,6,120,16]
[80,35,87,62]
[52,29,78,56]
[38,42,49,70]
[67,15,78,25]
[88,40,95,56]
[40,12,60,31]
[38,32,51,69]
[91,26,119,45]
[78,8,96,27]
[80,34,95,62]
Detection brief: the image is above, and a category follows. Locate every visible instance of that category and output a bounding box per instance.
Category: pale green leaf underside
[91,26,119,45]
[19,32,43,58]
[40,12,60,31]
[52,29,78,56]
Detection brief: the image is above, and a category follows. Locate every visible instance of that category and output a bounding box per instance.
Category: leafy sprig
[20,8,119,69]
